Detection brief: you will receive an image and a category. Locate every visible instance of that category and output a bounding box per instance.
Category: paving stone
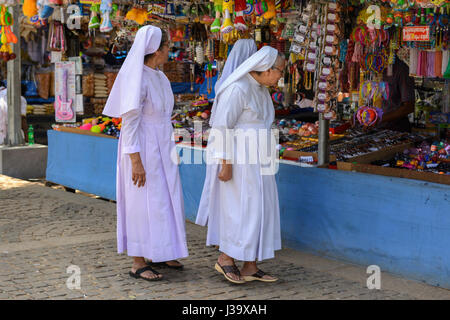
[0,175,447,300]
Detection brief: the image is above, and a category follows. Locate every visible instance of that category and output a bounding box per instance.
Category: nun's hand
[218,162,232,182]
[130,153,146,187]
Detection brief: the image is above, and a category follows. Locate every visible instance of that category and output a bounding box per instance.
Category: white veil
[103,26,162,117]
[210,45,278,127]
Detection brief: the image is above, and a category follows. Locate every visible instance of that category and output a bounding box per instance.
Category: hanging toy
[125,7,148,25]
[275,0,282,12]
[88,4,100,29]
[206,63,213,94]
[234,0,248,31]
[201,2,215,24]
[37,0,54,22]
[254,0,268,16]
[195,43,205,65]
[263,0,276,20]
[99,0,113,33]
[23,0,38,17]
[55,69,74,121]
[0,5,16,61]
[244,0,254,16]
[220,0,234,34]
[355,106,383,127]
[48,21,66,52]
[393,10,403,27]
[211,0,222,32]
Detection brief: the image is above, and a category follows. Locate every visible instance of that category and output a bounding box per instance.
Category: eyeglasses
[272,66,284,74]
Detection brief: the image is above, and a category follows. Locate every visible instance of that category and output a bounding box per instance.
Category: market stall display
[1,0,446,181]
[37,0,450,289]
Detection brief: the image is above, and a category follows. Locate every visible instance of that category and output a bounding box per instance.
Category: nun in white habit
[196,38,257,247]
[214,39,257,93]
[103,25,188,281]
[197,46,285,284]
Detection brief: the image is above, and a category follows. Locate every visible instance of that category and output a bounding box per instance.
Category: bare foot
[217,253,243,282]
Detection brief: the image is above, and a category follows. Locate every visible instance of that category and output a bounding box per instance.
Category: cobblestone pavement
[0,174,449,300]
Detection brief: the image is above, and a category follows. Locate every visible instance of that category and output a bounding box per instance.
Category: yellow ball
[91,125,102,133]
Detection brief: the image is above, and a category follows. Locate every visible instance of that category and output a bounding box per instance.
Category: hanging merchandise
[99,0,113,33]
[88,4,100,30]
[125,5,148,25]
[195,43,205,65]
[37,0,54,24]
[234,0,248,31]
[221,0,234,34]
[48,20,66,52]
[263,0,276,21]
[205,63,216,94]
[254,0,268,16]
[0,5,17,61]
[54,61,76,122]
[211,0,223,32]
[23,0,38,18]
[290,2,343,119]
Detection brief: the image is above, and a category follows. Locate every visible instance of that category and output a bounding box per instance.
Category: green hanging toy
[89,4,100,30]
[444,56,450,79]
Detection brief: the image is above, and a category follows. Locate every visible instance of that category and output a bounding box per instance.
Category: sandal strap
[135,265,160,276]
[221,264,241,276]
[253,269,266,278]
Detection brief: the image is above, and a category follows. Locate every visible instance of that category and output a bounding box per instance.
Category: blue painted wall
[178,147,450,289]
[46,130,118,200]
[46,131,450,288]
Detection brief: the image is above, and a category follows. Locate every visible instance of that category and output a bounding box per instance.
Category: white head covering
[103,26,162,117]
[214,39,257,93]
[210,45,278,126]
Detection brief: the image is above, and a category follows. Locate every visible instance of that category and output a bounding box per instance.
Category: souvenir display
[1,0,446,185]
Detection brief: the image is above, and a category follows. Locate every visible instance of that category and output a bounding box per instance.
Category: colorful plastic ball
[91,125,102,133]
[79,123,92,130]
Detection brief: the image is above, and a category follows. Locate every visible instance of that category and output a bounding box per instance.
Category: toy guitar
[55,69,74,121]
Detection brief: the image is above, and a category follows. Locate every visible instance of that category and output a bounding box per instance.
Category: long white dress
[116,65,188,262]
[196,73,281,262]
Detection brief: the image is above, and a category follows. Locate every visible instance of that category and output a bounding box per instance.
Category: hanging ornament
[254,0,268,16]
[88,4,100,30]
[211,0,222,32]
[37,0,53,22]
[355,106,383,127]
[0,5,16,61]
[23,0,38,18]
[263,0,276,20]
[220,0,234,34]
[206,63,214,94]
[195,43,205,65]
[244,0,254,16]
[125,7,148,25]
[234,0,248,31]
[99,0,113,33]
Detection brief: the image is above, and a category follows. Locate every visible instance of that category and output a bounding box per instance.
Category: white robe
[116,65,188,262]
[196,73,281,261]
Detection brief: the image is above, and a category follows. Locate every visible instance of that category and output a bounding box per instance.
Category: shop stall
[39,0,450,288]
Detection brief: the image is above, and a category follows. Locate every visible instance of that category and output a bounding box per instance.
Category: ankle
[218,254,234,264]
[241,263,257,271]
[133,258,146,266]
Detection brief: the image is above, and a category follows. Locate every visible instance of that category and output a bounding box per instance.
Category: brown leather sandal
[215,262,246,284]
[129,265,163,281]
[151,260,184,270]
[243,269,278,282]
